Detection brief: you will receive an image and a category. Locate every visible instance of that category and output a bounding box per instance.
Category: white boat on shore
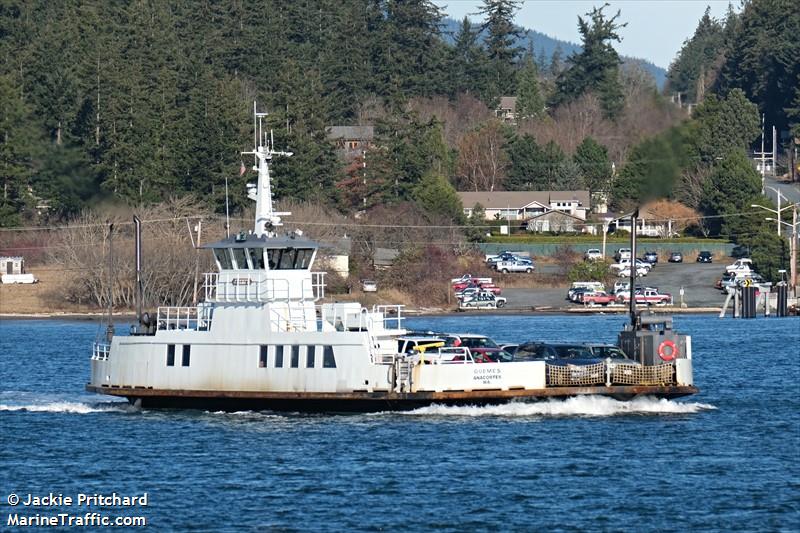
[87,105,697,412]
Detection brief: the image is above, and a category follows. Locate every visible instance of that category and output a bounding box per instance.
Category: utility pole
[754,115,775,195]
[759,114,766,195]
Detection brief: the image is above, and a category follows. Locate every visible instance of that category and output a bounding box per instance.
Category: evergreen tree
[515,55,545,119]
[666,7,725,104]
[412,172,463,222]
[611,127,688,209]
[0,74,40,226]
[699,150,761,237]
[551,5,627,118]
[371,0,448,104]
[448,17,492,100]
[549,45,563,78]
[506,134,542,190]
[573,137,612,193]
[688,89,760,161]
[715,0,800,134]
[478,0,523,99]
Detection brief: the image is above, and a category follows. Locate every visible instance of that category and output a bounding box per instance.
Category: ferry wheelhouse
[87,105,698,411]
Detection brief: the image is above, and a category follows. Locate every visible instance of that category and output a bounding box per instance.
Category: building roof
[326,126,374,141]
[457,191,590,209]
[498,97,517,111]
[525,210,585,222]
[202,233,320,249]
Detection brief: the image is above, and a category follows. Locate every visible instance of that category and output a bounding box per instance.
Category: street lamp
[766,206,799,298]
[751,197,798,237]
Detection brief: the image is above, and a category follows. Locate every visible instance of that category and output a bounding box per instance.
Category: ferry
[87,105,698,412]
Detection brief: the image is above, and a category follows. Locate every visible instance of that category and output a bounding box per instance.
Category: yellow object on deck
[413,342,445,353]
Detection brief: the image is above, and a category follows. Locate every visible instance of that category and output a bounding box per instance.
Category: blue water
[1,315,798,531]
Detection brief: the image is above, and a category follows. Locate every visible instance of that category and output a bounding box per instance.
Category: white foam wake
[0,401,129,414]
[403,396,717,417]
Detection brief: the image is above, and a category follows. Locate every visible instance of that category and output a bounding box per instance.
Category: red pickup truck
[582,291,617,306]
[616,288,672,306]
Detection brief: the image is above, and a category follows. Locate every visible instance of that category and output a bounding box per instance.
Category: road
[765,175,800,206]
[502,260,726,310]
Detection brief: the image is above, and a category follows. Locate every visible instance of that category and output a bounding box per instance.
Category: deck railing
[92,342,110,361]
[203,272,327,303]
[157,306,213,331]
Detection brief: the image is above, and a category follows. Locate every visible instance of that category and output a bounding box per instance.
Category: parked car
[583,343,636,361]
[443,334,512,362]
[584,249,603,261]
[726,258,753,274]
[452,279,501,294]
[513,342,595,361]
[567,281,605,301]
[485,251,521,265]
[616,287,672,306]
[696,251,713,263]
[499,343,519,356]
[581,291,618,307]
[613,281,630,294]
[617,265,649,278]
[611,258,651,273]
[614,248,632,262]
[451,274,493,286]
[396,336,446,355]
[495,258,534,273]
[459,290,507,309]
[361,280,377,292]
[668,251,683,263]
[643,251,659,264]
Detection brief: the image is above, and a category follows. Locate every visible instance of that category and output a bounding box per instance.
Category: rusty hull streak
[87,384,699,404]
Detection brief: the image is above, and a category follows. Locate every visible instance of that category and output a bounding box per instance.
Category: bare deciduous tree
[455,120,508,191]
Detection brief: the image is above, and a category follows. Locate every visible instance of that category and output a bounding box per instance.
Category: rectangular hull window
[182,345,191,367]
[323,346,336,368]
[290,345,300,368]
[307,346,316,368]
[259,345,268,368]
[166,344,175,366]
[275,346,284,368]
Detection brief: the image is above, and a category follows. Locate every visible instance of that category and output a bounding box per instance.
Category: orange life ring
[658,340,678,361]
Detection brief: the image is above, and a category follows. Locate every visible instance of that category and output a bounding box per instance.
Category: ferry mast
[241,102,293,237]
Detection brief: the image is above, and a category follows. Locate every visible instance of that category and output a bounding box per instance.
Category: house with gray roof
[326,126,374,160]
[457,190,591,222]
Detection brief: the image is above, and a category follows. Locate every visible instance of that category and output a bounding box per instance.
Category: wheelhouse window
[323,346,336,368]
[213,249,233,270]
[232,248,248,270]
[259,345,268,368]
[267,248,315,270]
[247,248,265,269]
[290,345,300,368]
[166,344,175,366]
[182,345,191,367]
[275,346,284,368]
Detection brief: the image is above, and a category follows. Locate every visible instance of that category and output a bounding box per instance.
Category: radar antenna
[241,101,293,237]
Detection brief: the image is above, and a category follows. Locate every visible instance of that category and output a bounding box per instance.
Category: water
[1,315,798,531]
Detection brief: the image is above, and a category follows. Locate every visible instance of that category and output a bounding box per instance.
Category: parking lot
[503,260,726,310]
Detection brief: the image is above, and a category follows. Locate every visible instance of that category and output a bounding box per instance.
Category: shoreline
[0,306,726,320]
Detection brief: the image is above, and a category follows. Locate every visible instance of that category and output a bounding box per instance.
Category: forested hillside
[0,0,677,227]
[0,0,796,252]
